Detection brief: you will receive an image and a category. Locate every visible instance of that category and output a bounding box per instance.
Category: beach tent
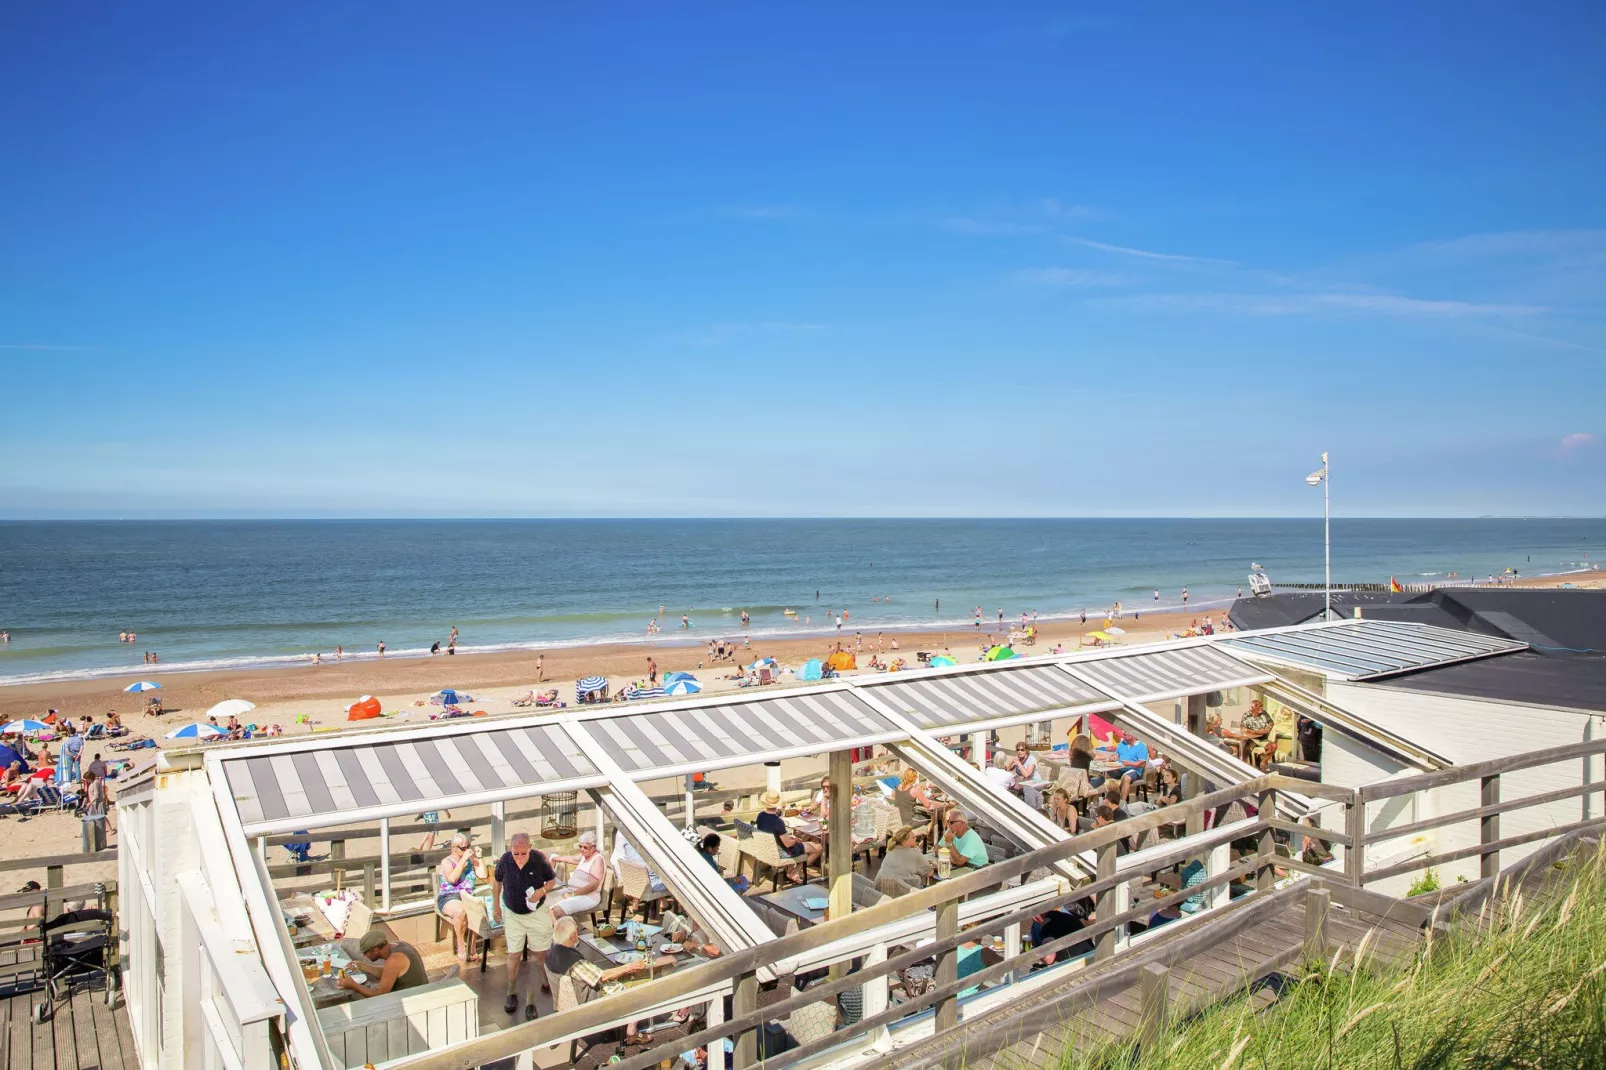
[928,655,956,667]
[985,645,1018,662]
[797,658,823,681]
[346,696,382,721]
[206,699,256,720]
[826,651,856,671]
[665,679,702,696]
[123,681,162,693]
[0,743,28,773]
[664,671,697,685]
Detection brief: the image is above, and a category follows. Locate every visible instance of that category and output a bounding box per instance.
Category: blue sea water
[0,518,1600,685]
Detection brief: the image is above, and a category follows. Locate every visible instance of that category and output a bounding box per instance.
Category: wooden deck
[0,949,136,1070]
[880,890,1425,1070]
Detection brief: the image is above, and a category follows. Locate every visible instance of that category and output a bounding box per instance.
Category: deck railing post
[1303,883,1330,963]
[934,898,961,1031]
[330,839,346,891]
[1095,840,1119,961]
[732,969,759,1069]
[863,943,891,1050]
[1256,789,1277,892]
[1138,962,1170,1049]
[46,864,63,889]
[1345,793,1365,887]
[362,862,375,904]
[1481,774,1501,879]
[380,817,392,911]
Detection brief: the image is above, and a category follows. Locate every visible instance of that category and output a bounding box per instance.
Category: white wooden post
[1003,921,1022,983]
[1204,841,1230,911]
[491,801,506,859]
[255,837,266,868]
[380,817,392,911]
[863,942,891,1050]
[1114,879,1131,952]
[683,774,696,831]
[1585,718,1597,821]
[973,732,987,771]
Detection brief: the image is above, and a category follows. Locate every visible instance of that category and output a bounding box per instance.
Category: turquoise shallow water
[0,518,1599,684]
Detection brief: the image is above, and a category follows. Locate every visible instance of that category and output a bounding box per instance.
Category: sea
[0,518,1600,686]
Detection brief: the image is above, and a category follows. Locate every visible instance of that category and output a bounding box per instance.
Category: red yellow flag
[1389,576,1403,593]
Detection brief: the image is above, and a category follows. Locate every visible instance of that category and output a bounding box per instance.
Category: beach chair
[734,818,800,892]
[758,667,774,686]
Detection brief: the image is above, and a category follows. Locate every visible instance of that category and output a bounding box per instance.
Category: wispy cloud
[718,205,800,220]
[1558,432,1600,455]
[1405,228,1606,263]
[1065,236,1237,266]
[1013,267,1127,287]
[1097,291,1545,318]
[0,343,110,351]
[1039,198,1102,221]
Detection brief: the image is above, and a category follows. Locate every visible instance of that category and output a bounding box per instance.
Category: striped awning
[578,690,904,776]
[1221,620,1526,681]
[222,723,601,830]
[1067,645,1272,702]
[860,664,1113,731]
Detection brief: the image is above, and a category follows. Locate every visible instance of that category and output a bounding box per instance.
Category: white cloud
[1099,290,1545,318]
[1039,198,1102,221]
[1013,267,1127,287]
[1406,229,1606,263]
[1559,432,1600,454]
[1065,236,1237,266]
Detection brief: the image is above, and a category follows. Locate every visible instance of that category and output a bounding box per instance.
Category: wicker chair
[735,818,803,892]
[697,826,743,879]
[617,856,670,920]
[787,998,838,1045]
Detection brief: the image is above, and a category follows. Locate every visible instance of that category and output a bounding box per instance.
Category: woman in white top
[1006,742,1039,782]
[548,830,607,920]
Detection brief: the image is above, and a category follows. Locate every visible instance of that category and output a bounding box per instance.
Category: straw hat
[760,791,782,809]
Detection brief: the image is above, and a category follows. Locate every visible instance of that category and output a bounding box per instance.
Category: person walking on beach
[378,640,386,658]
[336,645,343,661]
[1182,587,1189,606]
[450,626,459,646]
[1154,589,1159,601]
[647,657,657,684]
[682,613,690,630]
[935,598,939,614]
[536,654,545,681]
[1080,609,1086,625]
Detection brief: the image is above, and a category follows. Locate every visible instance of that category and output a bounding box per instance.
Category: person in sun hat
[756,791,820,877]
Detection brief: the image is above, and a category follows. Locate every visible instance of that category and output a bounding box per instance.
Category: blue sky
[2,3,1603,518]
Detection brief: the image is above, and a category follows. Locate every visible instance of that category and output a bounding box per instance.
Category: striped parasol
[576,676,608,697]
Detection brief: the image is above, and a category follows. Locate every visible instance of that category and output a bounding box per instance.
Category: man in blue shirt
[1113,732,1150,805]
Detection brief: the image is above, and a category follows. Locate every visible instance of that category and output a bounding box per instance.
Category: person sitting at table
[549,830,607,923]
[757,791,821,878]
[937,811,989,872]
[1222,699,1275,765]
[876,825,935,892]
[436,833,488,962]
[337,930,429,998]
[611,835,667,896]
[1005,742,1038,783]
[1047,788,1077,832]
[1154,765,1182,809]
[697,832,749,891]
[1029,903,1093,967]
[1091,804,1133,855]
[546,916,676,1047]
[1111,732,1150,804]
[805,775,833,820]
[895,768,946,842]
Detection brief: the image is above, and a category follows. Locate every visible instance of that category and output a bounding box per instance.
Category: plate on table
[660,942,684,954]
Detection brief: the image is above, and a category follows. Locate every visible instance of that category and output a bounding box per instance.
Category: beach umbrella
[437,688,463,705]
[663,671,697,684]
[928,655,956,667]
[1086,630,1113,642]
[206,699,256,720]
[576,676,607,699]
[664,679,702,696]
[747,657,778,670]
[165,722,226,741]
[985,646,1017,661]
[797,658,823,681]
[1,720,48,735]
[123,681,162,692]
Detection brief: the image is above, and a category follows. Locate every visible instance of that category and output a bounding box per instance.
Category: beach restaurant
[111,618,1587,1069]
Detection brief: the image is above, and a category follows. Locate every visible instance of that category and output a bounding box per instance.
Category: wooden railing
[381,734,1606,1070]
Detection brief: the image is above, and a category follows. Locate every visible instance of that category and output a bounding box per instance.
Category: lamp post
[1305,453,1330,620]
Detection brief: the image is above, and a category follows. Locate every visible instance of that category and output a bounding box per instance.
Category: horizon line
[2,515,1603,523]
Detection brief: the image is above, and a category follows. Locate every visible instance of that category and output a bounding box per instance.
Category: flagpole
[1323,451,1331,622]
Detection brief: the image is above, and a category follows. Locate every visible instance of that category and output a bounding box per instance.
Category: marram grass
[1053,838,1606,1070]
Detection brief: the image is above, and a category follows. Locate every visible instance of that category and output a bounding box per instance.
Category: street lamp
[1305,452,1330,620]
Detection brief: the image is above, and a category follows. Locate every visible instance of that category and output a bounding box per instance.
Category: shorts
[1119,768,1144,782]
[502,905,553,954]
[437,892,463,914]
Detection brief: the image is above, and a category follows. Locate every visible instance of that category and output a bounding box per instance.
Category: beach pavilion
[113,618,1569,1069]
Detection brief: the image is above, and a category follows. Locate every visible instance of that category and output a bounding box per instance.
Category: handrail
[1360,736,1606,801]
[384,774,1284,1069]
[0,848,118,874]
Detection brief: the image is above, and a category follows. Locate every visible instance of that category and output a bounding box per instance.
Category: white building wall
[1327,683,1606,892]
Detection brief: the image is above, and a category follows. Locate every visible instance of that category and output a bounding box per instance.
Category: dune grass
[1055,837,1606,1070]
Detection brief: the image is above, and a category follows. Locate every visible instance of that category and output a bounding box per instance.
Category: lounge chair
[758,667,774,686]
[510,691,536,708]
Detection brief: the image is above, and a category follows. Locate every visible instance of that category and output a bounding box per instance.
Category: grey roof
[861,664,1111,731]
[581,689,904,776]
[224,723,599,829]
[1222,620,1526,680]
[1069,645,1272,701]
[1377,651,1606,713]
